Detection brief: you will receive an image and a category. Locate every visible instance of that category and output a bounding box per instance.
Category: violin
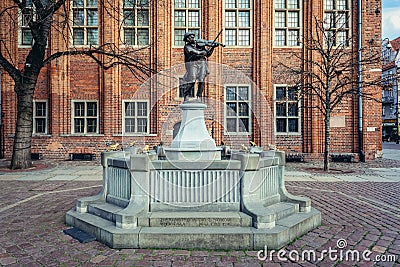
[196,39,226,48]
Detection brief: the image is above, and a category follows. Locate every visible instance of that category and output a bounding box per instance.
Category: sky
[382,0,400,40]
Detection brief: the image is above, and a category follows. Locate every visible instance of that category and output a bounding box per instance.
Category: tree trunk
[10,87,34,170]
[323,111,331,172]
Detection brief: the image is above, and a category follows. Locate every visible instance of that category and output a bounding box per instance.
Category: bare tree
[276,17,381,171]
[0,0,154,169]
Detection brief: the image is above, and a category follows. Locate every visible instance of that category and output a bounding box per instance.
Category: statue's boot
[184,82,195,101]
[196,82,205,98]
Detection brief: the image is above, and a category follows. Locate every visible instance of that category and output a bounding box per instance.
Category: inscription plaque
[158,218,233,227]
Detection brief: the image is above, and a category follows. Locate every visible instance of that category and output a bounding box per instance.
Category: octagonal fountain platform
[66,102,321,249]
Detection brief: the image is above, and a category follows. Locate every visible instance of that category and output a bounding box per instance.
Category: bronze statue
[180,31,225,102]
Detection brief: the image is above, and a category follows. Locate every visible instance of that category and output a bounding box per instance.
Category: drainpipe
[357,0,365,161]
[0,67,2,122]
[0,67,3,158]
[396,67,399,144]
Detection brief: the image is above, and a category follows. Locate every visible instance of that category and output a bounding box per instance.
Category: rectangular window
[123,101,149,133]
[72,101,98,134]
[123,0,150,46]
[174,0,201,46]
[324,0,350,47]
[225,85,251,133]
[225,0,251,46]
[274,0,301,47]
[71,0,98,45]
[274,85,300,134]
[19,0,34,46]
[33,101,48,134]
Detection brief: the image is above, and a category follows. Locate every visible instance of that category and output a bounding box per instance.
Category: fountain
[66,101,321,249]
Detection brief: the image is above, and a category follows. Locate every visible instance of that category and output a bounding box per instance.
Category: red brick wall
[0,0,382,160]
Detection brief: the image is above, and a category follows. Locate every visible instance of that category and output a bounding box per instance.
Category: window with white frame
[275,85,300,133]
[72,101,98,134]
[324,0,350,47]
[224,0,251,46]
[19,0,34,46]
[274,0,301,47]
[122,0,149,46]
[123,101,149,133]
[174,0,201,46]
[225,85,251,133]
[33,101,48,134]
[71,0,98,46]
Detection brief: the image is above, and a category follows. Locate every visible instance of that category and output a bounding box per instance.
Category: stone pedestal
[165,102,221,161]
[66,101,321,250]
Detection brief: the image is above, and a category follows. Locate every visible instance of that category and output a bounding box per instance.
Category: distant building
[382,37,400,143]
[0,0,382,160]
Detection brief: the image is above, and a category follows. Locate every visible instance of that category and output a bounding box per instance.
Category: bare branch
[41,0,67,22]
[11,0,24,10]
[31,0,44,10]
[0,50,22,82]
[0,5,18,17]
[43,43,155,82]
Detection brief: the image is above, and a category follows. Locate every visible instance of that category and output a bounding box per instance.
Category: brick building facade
[382,37,400,143]
[0,0,382,160]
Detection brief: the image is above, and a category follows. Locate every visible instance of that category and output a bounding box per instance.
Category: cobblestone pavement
[1,146,399,267]
[0,179,399,267]
[285,158,400,182]
[0,159,103,182]
[382,143,400,161]
[1,156,400,183]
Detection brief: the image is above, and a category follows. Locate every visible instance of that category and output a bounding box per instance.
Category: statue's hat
[183,32,195,41]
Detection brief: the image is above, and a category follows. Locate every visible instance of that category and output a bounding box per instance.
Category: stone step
[87,202,124,223]
[264,202,299,221]
[247,202,299,228]
[86,202,253,227]
[66,209,140,248]
[85,201,301,230]
[274,207,322,241]
[142,212,252,227]
[66,208,321,249]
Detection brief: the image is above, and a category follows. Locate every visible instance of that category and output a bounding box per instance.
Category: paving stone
[364,234,380,242]
[372,245,388,254]
[16,175,52,181]
[73,175,101,181]
[0,175,24,181]
[262,263,280,267]
[0,257,17,265]
[219,256,237,262]
[190,251,209,256]
[1,158,400,266]
[47,175,79,181]
[285,171,313,177]
[170,260,193,267]
[234,263,262,267]
[284,176,315,181]
[210,251,227,256]
[166,250,189,257]
[228,251,246,257]
[245,251,259,257]
[50,169,79,175]
[114,260,135,267]
[187,255,208,263]
[376,240,392,247]
[216,262,234,267]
